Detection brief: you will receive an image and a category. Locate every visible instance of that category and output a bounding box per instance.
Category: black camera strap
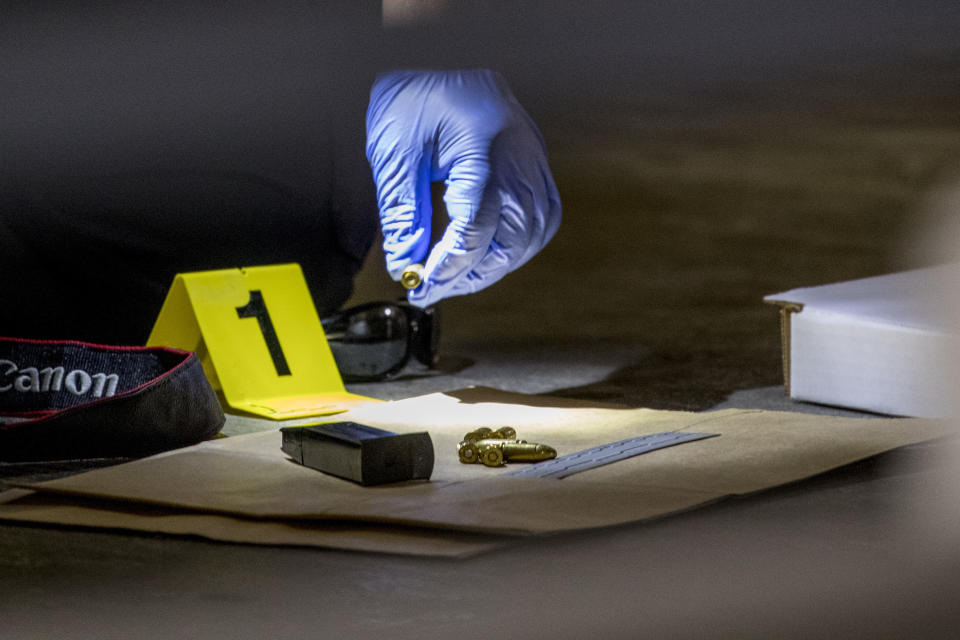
[0,338,224,461]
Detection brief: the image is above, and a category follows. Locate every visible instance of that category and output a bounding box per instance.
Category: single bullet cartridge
[475,439,558,463]
[479,445,504,467]
[400,263,424,290]
[462,427,493,442]
[504,442,557,462]
[458,441,479,464]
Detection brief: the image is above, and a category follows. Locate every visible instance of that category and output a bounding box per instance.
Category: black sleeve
[0,1,382,343]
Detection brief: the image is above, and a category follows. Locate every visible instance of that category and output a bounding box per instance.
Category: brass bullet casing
[475,439,558,463]
[504,442,557,462]
[400,263,424,290]
[462,427,494,443]
[458,441,479,464]
[463,426,517,442]
[478,444,504,467]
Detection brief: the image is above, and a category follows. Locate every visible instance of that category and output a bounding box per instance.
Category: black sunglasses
[321,301,439,382]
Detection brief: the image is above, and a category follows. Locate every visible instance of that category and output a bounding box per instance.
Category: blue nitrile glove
[365,69,561,307]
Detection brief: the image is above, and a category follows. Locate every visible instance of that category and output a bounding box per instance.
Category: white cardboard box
[765,265,960,418]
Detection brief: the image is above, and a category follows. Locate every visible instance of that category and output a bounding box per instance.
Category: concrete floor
[3,47,960,638]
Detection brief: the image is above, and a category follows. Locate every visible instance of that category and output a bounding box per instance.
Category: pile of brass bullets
[457,427,557,468]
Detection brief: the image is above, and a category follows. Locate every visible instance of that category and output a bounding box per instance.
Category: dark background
[3,2,960,637]
[351,0,960,411]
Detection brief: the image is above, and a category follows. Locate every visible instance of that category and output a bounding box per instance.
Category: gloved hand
[365,69,561,307]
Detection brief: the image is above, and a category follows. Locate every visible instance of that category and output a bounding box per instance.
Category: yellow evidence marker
[147,263,374,419]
